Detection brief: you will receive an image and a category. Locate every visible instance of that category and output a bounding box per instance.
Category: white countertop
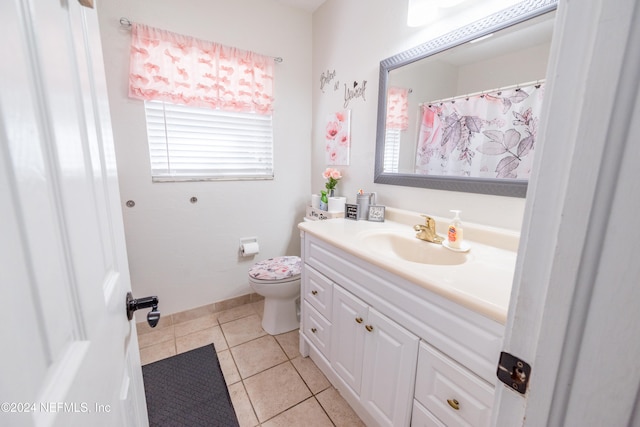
[298,207,519,324]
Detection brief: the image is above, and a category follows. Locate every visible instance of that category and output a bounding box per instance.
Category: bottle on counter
[447,210,464,249]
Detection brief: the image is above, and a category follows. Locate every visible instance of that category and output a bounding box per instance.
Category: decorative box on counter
[305,206,345,221]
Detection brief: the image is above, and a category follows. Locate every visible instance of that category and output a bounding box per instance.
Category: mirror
[375,1,558,197]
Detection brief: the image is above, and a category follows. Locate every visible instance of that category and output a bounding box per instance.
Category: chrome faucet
[414,215,444,244]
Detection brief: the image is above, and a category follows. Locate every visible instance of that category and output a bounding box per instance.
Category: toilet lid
[249,256,301,281]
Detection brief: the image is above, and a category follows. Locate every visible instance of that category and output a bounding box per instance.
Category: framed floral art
[325,110,351,165]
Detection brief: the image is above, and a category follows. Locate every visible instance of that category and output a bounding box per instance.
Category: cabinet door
[331,286,368,394]
[361,308,419,427]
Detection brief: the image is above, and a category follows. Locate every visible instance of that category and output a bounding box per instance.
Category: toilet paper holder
[239,237,259,257]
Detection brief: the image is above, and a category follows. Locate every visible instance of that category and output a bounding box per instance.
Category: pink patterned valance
[129,24,274,114]
[386,87,409,130]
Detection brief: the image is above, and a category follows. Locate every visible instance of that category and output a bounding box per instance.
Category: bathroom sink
[359,231,469,266]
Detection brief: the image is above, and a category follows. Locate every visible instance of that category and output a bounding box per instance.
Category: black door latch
[497,351,531,395]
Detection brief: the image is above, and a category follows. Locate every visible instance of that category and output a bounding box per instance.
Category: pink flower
[326,121,340,140]
[330,169,341,179]
[337,132,349,147]
[335,111,346,122]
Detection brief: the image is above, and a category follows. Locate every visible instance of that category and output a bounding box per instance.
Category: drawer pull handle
[311,328,317,333]
[447,399,460,410]
[365,325,374,332]
[355,317,363,323]
[311,290,318,295]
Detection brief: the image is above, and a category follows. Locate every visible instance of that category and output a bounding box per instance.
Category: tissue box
[306,206,345,221]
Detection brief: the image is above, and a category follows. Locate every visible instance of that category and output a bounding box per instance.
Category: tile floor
[137,298,365,427]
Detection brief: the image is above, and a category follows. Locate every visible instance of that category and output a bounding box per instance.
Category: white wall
[97,0,312,315]
[312,0,528,231]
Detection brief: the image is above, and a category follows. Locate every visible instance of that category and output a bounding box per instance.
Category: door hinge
[497,351,531,395]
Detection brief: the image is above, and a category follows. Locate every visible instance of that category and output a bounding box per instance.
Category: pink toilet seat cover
[249,256,301,281]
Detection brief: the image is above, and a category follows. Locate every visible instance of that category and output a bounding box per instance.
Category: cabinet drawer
[303,264,333,319]
[411,399,445,427]
[415,342,494,427]
[302,301,331,358]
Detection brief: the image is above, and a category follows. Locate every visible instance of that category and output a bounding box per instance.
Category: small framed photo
[345,204,359,220]
[368,205,385,222]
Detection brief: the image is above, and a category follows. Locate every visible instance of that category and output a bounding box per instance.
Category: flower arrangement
[322,167,342,194]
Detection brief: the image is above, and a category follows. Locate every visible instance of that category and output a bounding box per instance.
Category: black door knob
[126,292,161,328]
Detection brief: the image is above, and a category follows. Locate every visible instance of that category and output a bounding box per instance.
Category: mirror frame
[374,0,558,198]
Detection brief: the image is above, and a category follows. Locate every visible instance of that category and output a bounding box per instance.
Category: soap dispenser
[447,210,464,249]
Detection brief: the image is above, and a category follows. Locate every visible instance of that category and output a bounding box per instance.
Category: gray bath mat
[142,344,239,427]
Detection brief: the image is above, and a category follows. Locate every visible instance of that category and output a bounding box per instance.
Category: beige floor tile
[136,314,172,335]
[137,324,175,349]
[231,335,288,379]
[220,314,266,347]
[316,387,365,427]
[139,339,176,365]
[175,325,228,354]
[291,356,331,395]
[275,329,301,359]
[173,312,219,337]
[171,304,215,324]
[217,349,241,386]
[252,300,265,319]
[244,362,312,422]
[217,304,259,324]
[261,397,333,427]
[228,382,259,427]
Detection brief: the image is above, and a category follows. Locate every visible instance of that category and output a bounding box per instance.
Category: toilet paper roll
[241,242,260,257]
[311,194,321,209]
[328,196,347,213]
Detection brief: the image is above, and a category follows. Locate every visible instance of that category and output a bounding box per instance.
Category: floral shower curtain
[415,83,544,179]
[129,23,274,114]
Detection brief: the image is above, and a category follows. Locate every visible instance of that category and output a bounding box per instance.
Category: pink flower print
[239,90,252,97]
[335,111,346,122]
[337,132,349,147]
[141,38,159,48]
[203,73,217,81]
[198,57,213,67]
[326,121,340,140]
[175,82,190,89]
[176,67,189,80]
[239,79,251,87]
[174,42,190,55]
[220,65,234,76]
[329,151,338,162]
[143,63,160,74]
[131,46,149,59]
[197,83,213,92]
[243,68,255,76]
[164,49,180,64]
[131,74,149,85]
[153,75,169,85]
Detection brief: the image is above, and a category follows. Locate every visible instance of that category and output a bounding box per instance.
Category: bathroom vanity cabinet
[299,229,507,427]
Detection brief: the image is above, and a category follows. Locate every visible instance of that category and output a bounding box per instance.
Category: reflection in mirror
[375,0,558,197]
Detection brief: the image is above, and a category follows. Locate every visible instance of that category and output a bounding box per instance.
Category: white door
[360,308,418,427]
[0,1,148,426]
[492,0,640,425]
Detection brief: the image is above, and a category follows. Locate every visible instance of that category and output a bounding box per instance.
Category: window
[128,23,276,181]
[145,101,273,181]
[384,128,401,173]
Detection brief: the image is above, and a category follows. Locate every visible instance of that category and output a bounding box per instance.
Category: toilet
[248,256,301,335]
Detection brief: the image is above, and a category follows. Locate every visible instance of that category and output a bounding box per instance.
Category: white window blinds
[145,101,274,181]
[384,128,401,173]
